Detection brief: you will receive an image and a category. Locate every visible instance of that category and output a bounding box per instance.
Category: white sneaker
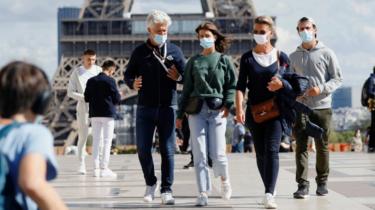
[161,192,175,205]
[93,168,100,177]
[78,162,86,175]
[143,184,158,203]
[264,193,277,209]
[100,168,117,178]
[221,180,232,200]
[195,192,208,206]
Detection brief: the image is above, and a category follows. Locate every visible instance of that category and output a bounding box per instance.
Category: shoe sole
[316,192,328,196]
[293,194,310,199]
[162,201,175,205]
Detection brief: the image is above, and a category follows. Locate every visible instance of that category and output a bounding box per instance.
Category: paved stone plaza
[53,153,375,210]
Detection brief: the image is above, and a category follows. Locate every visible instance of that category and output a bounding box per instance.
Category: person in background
[67,49,102,175]
[0,61,67,210]
[84,60,121,178]
[361,66,375,153]
[351,129,363,152]
[243,130,254,153]
[232,117,246,153]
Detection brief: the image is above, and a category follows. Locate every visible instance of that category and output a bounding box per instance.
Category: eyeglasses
[253,30,268,35]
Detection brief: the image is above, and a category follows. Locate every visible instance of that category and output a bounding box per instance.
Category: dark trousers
[294,109,332,185]
[136,106,176,193]
[370,111,375,150]
[246,112,282,194]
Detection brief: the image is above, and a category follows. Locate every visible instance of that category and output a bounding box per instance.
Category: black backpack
[361,74,375,107]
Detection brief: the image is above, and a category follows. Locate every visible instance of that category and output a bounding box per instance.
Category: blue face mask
[299,30,314,43]
[153,34,167,46]
[200,38,215,49]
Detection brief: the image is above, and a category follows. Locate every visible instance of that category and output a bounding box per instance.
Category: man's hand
[167,65,181,81]
[306,86,321,96]
[133,76,142,91]
[267,76,283,92]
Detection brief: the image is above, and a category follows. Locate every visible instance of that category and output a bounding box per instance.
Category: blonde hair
[254,16,275,32]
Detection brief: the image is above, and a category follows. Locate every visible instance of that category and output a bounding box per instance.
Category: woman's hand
[176,118,183,129]
[267,76,283,92]
[236,109,246,124]
[221,107,230,118]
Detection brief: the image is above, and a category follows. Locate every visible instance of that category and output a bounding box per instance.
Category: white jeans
[91,117,115,169]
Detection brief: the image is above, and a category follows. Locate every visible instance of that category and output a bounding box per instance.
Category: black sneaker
[293,183,309,199]
[183,161,194,169]
[316,183,328,196]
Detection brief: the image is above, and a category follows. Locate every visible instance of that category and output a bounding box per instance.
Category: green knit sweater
[177,52,237,119]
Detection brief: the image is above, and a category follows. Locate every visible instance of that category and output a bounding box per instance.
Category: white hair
[146,10,172,28]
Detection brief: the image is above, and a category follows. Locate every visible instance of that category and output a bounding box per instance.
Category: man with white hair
[124,10,185,204]
[290,17,343,199]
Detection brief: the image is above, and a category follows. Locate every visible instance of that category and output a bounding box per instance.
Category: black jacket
[124,40,186,107]
[84,73,121,118]
[277,72,324,138]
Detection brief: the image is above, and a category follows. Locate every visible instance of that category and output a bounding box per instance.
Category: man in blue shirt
[124,10,186,205]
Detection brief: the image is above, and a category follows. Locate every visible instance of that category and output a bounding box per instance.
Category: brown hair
[254,16,275,32]
[195,22,231,53]
[0,61,50,118]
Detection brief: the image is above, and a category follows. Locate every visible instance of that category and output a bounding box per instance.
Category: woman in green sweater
[176,22,236,206]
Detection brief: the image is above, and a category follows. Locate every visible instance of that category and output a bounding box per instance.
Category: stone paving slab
[53,153,375,210]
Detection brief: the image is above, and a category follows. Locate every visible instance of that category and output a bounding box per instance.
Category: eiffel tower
[48,0,272,146]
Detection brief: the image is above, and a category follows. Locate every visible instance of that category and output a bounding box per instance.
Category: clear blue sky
[0,0,374,107]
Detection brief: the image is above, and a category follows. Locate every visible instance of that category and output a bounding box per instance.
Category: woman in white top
[235,16,290,209]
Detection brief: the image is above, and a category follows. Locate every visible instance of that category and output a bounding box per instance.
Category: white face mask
[253,34,269,45]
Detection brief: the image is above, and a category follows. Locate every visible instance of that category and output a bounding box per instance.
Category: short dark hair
[0,61,50,118]
[83,49,96,56]
[296,17,317,30]
[102,60,116,71]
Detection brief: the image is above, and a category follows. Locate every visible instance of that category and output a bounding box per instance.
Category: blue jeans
[136,106,176,193]
[232,141,244,153]
[189,102,229,193]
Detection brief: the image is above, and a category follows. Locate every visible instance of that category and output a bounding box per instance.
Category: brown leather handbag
[250,97,280,123]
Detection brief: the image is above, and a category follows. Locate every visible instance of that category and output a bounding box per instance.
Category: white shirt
[252,48,278,67]
[68,64,102,103]
[77,65,101,92]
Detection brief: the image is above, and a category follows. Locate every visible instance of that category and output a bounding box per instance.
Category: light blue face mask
[200,38,215,49]
[34,115,44,124]
[299,30,314,43]
[153,34,167,46]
